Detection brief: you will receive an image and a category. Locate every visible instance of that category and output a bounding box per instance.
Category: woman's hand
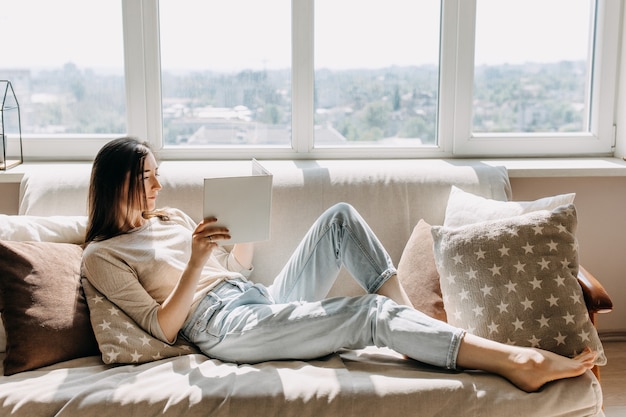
[189,218,231,269]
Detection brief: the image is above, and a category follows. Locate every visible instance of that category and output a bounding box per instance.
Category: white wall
[510,177,626,335]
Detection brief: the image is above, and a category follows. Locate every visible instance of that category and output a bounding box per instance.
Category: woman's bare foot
[501,346,597,392]
[457,333,597,392]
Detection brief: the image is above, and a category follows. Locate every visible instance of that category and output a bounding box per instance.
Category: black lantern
[1,80,23,170]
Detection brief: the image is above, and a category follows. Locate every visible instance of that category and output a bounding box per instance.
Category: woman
[81,137,596,393]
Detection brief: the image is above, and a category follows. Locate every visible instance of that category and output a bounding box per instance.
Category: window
[452,0,620,156]
[0,0,125,159]
[313,0,441,149]
[158,0,291,148]
[1,0,621,160]
[473,0,592,134]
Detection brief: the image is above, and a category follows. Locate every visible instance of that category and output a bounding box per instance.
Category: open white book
[202,159,273,245]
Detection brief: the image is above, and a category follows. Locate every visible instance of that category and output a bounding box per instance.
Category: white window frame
[450,0,621,157]
[20,0,622,161]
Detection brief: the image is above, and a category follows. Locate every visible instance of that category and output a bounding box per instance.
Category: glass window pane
[159,0,291,147]
[0,1,126,135]
[473,0,593,133]
[314,0,440,147]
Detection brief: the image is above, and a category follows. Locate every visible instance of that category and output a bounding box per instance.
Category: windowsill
[477,157,626,178]
[2,157,626,184]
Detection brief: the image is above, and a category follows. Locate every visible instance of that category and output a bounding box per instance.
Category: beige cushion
[0,241,99,375]
[432,204,606,365]
[397,219,446,321]
[82,279,199,364]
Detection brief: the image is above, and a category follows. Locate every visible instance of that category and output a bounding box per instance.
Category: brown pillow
[397,219,447,322]
[0,241,99,375]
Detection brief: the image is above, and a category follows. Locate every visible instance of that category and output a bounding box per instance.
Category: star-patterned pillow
[82,278,200,365]
[432,204,606,365]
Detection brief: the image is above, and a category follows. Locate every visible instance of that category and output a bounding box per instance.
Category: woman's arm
[157,262,204,343]
[158,218,230,342]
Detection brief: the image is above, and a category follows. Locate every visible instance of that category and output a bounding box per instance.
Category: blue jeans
[181,203,465,369]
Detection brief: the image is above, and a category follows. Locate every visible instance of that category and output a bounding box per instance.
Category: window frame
[450,0,621,157]
[19,0,622,161]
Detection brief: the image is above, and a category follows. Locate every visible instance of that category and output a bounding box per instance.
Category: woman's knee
[324,202,358,223]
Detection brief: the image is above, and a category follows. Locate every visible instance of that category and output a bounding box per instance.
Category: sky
[0,0,592,73]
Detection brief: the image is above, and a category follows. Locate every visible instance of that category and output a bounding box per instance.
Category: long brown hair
[85,137,161,244]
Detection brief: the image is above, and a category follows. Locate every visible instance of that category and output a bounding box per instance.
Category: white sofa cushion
[444,186,575,228]
[0,214,87,244]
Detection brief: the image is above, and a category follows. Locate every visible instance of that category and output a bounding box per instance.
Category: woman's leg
[194,288,595,392]
[203,292,465,370]
[268,203,397,303]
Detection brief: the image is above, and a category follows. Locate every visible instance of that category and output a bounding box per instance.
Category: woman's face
[120,151,162,225]
[142,152,162,212]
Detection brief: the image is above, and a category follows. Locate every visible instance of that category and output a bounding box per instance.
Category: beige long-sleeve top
[81,208,252,343]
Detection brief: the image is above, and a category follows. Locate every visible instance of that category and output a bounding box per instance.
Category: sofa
[0,159,613,417]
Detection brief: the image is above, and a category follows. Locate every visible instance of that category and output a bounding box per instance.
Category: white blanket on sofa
[0,348,604,417]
